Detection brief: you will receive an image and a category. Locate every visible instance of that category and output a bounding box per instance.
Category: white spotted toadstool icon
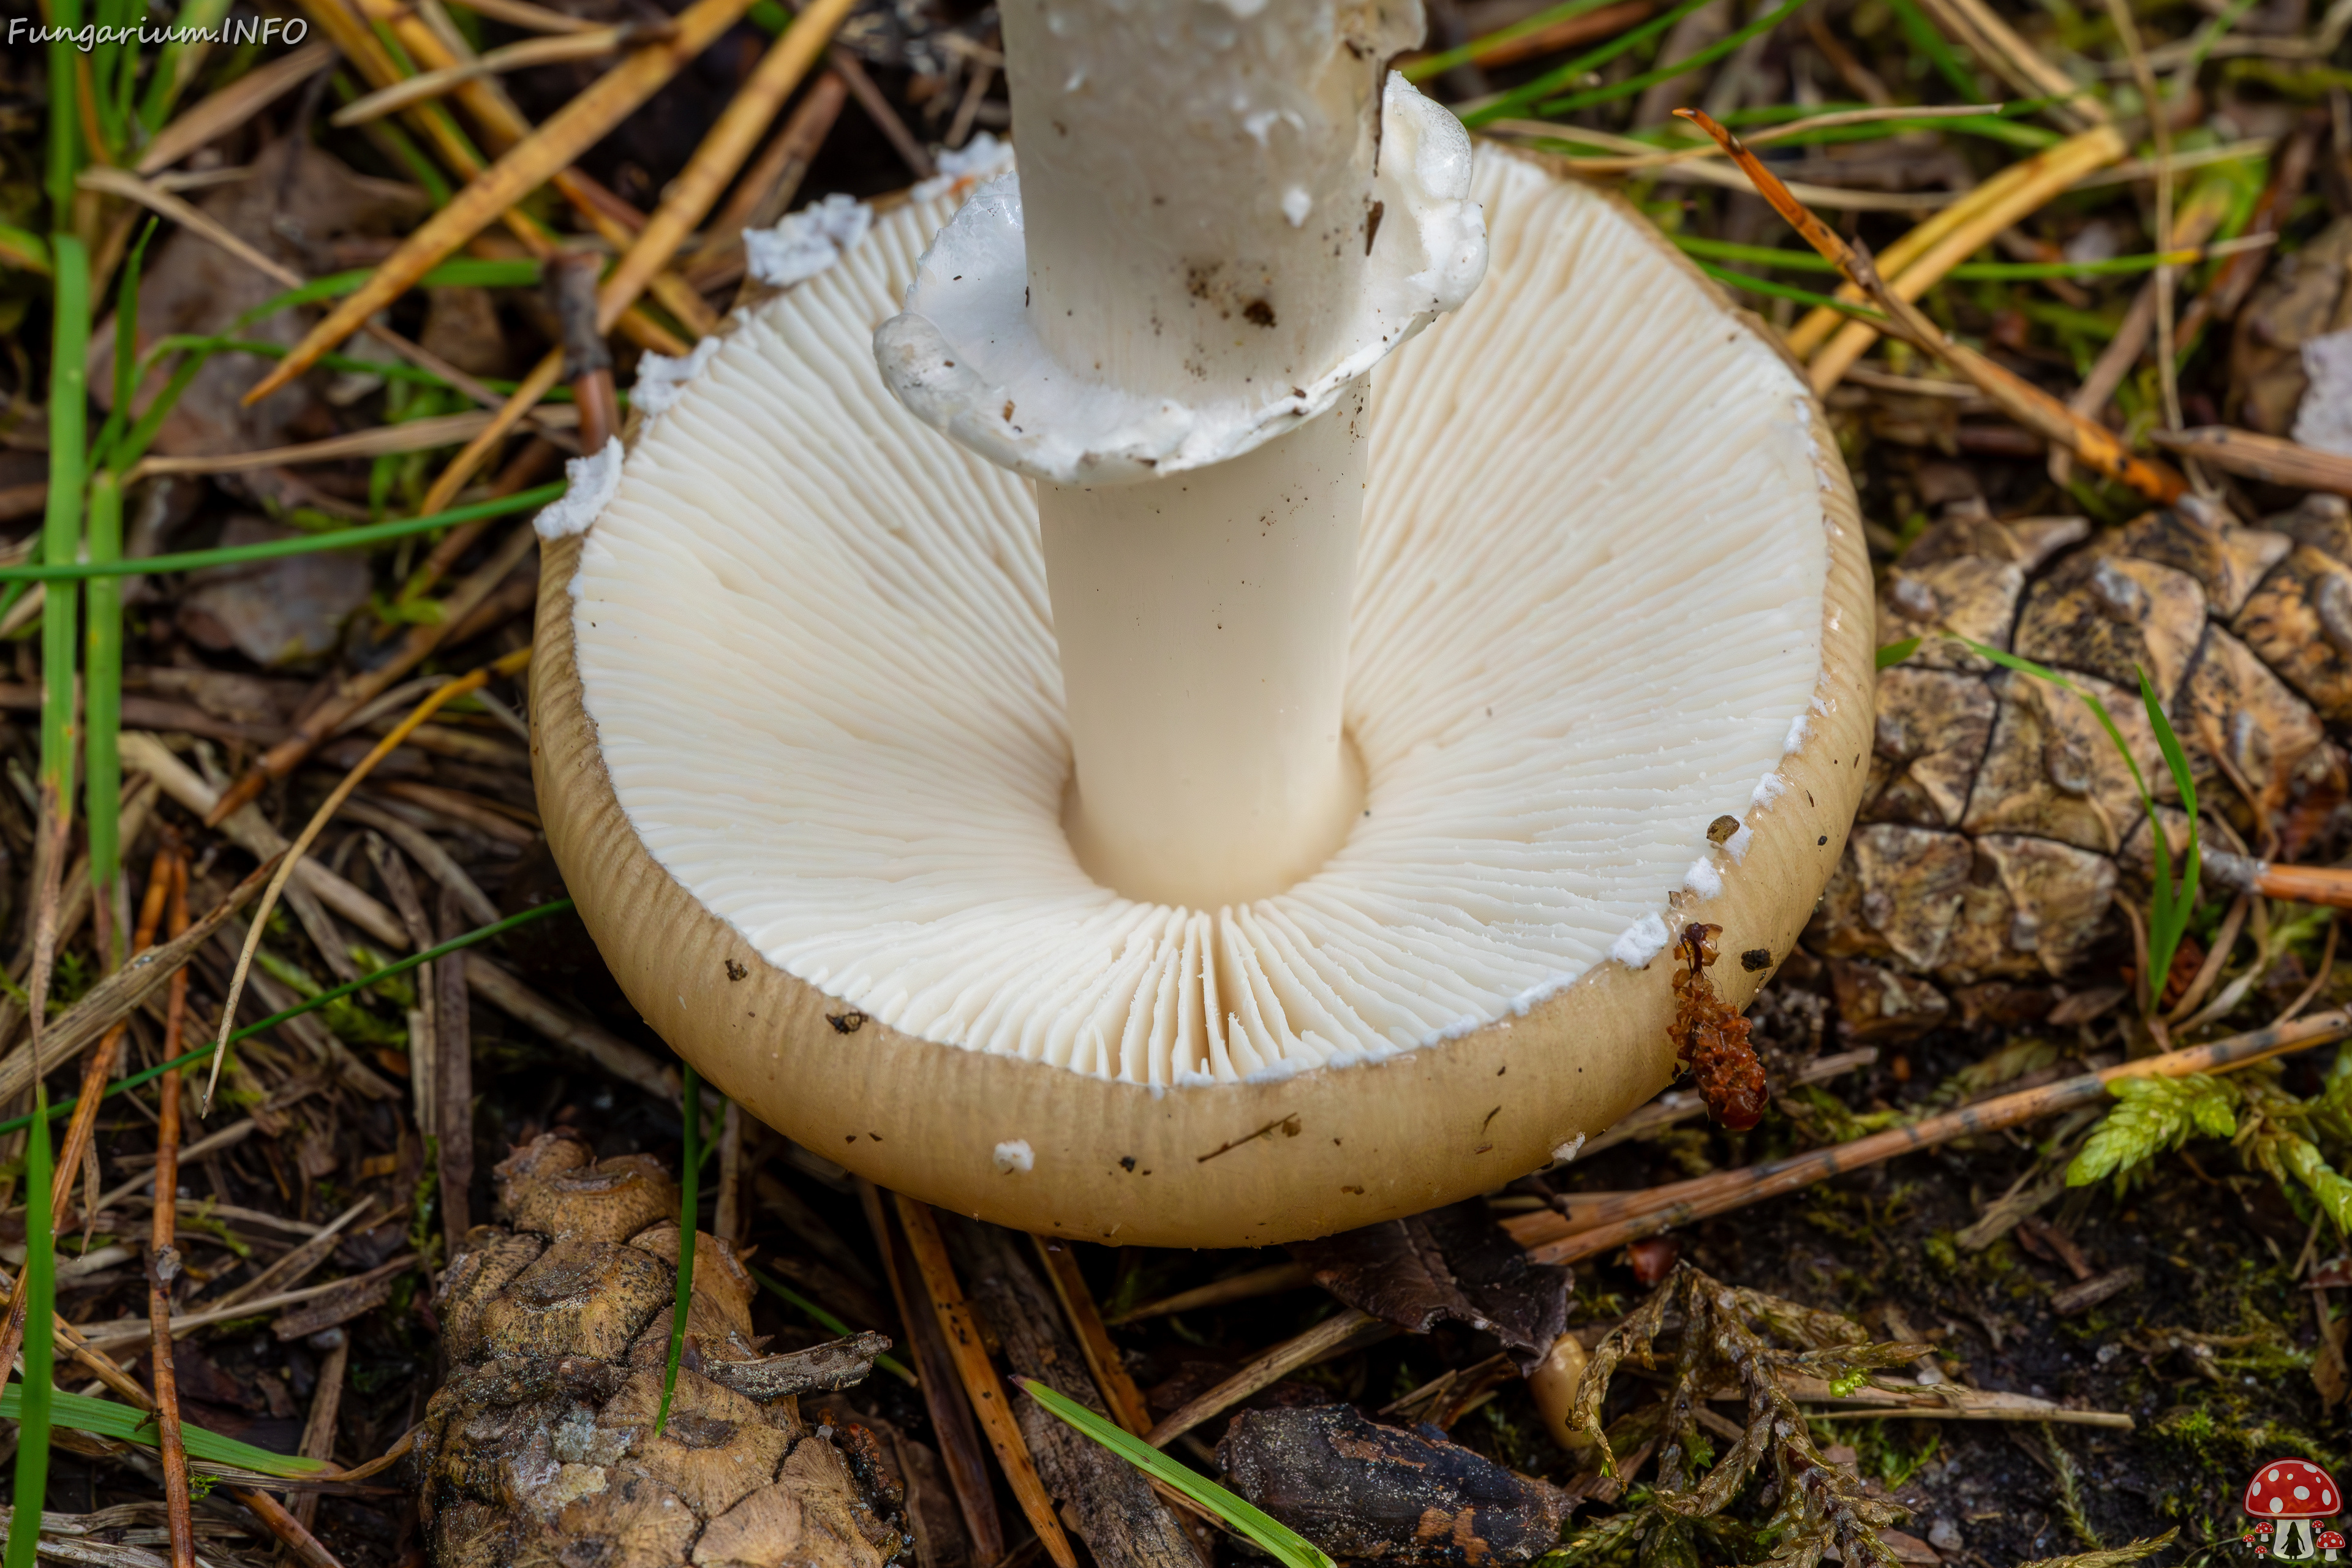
[2245,1459,2342,1560]
[529,0,1873,1245]
[2319,1528,2345,1561]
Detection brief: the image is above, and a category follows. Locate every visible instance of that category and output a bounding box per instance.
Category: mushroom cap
[530,146,1873,1247]
[2247,1460,2342,1517]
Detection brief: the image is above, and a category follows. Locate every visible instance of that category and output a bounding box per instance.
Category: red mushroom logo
[2320,1529,2346,1561]
[2245,1460,2343,1560]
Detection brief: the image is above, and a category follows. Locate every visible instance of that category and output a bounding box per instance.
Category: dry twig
[1677,108,2186,500]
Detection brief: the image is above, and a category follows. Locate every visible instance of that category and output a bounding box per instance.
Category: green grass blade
[42,236,89,800]
[655,1063,701,1437]
[1884,0,1985,100]
[2138,662,2201,1000]
[331,73,455,206]
[89,0,127,159]
[1694,263,1891,322]
[83,470,122,942]
[1536,0,1808,116]
[0,899,576,1138]
[232,258,543,330]
[1877,638,1921,670]
[1959,635,2187,1012]
[0,483,566,584]
[4,1094,54,1568]
[1019,1379,1336,1568]
[745,1267,919,1385]
[1403,0,1624,82]
[0,225,50,277]
[1674,233,2267,281]
[113,0,148,143]
[0,1387,330,1480]
[138,0,231,130]
[45,1,82,218]
[88,217,157,477]
[1461,0,1720,126]
[1956,638,2155,806]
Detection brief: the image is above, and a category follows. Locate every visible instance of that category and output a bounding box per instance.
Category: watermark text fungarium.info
[7,15,309,50]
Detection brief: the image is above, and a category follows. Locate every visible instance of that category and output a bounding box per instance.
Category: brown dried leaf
[1287,1200,1570,1371]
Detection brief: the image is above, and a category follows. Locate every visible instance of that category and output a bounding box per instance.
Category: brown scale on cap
[417,1129,908,1568]
[1670,924,1768,1131]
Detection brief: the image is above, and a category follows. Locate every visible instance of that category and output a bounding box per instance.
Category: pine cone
[1813,497,2350,1036]
[418,1130,910,1568]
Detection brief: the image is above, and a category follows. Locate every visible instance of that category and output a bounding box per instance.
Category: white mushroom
[530,0,1871,1246]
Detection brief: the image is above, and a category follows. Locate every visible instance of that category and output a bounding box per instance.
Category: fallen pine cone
[418,1130,909,1568]
[1815,497,2351,1038]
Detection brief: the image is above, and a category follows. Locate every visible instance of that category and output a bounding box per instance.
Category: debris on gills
[1670,923,1768,1131]
[418,1131,910,1568]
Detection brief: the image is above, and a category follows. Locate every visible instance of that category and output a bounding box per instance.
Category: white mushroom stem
[1003,0,1409,403]
[874,0,1487,910]
[1006,0,1403,906]
[1049,385,1368,907]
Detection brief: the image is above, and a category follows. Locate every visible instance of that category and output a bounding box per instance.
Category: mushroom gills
[564,151,1839,1088]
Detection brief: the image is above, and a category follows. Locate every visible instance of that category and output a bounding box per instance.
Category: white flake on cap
[1684,858,1724,899]
[631,336,722,428]
[745,193,874,289]
[1610,914,1673,970]
[535,437,623,540]
[992,1139,1034,1173]
[911,132,1012,202]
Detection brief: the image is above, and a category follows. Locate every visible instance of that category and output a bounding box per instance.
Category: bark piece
[1287,1199,1568,1372]
[2051,1265,2143,1316]
[1941,834,2117,983]
[706,1333,895,1402]
[1217,1404,1565,1566]
[949,1221,1199,1568]
[271,1270,396,1340]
